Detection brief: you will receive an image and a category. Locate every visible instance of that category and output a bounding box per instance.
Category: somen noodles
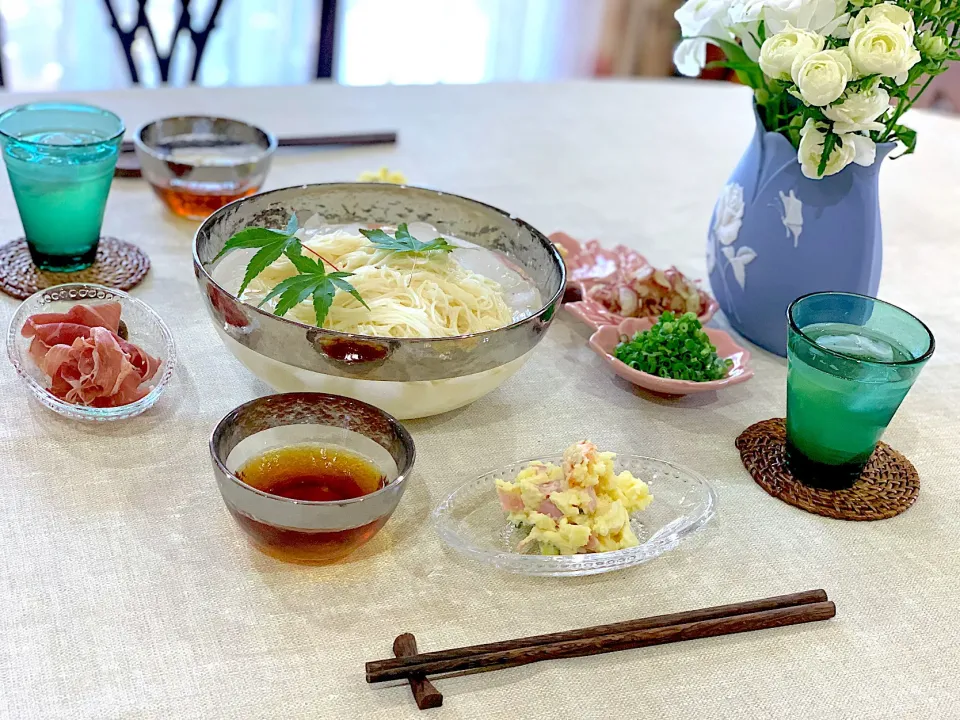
[224,218,540,338]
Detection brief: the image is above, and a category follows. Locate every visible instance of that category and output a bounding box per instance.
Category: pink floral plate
[588,318,754,396]
[551,232,719,331]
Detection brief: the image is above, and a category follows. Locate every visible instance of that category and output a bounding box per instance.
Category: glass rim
[208,392,415,507]
[0,102,125,147]
[133,115,278,166]
[194,182,566,347]
[787,291,935,367]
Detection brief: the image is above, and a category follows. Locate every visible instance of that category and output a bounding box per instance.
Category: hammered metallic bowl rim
[192,182,566,345]
[134,114,278,166]
[209,391,416,507]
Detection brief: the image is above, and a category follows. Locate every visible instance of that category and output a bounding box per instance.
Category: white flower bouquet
[674,0,959,178]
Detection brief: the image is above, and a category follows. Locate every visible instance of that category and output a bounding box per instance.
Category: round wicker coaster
[0,237,150,300]
[736,418,919,521]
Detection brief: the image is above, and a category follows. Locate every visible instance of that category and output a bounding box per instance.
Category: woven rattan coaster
[736,418,919,521]
[0,237,150,300]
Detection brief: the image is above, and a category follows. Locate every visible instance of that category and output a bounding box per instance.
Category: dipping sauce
[231,443,388,564]
[152,184,258,220]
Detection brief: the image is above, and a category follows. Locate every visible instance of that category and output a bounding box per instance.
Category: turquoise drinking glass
[0,103,124,272]
[786,292,934,489]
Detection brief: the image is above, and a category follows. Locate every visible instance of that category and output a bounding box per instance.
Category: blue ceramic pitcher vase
[706,109,893,356]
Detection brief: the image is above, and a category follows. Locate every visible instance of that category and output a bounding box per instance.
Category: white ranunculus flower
[917,31,949,61]
[845,133,877,167]
[849,21,921,84]
[823,88,891,134]
[674,38,709,77]
[675,0,734,38]
[731,0,847,35]
[791,49,853,106]
[851,3,916,39]
[759,24,825,80]
[727,0,764,25]
[799,119,855,179]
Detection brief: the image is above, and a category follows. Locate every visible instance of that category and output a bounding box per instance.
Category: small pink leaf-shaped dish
[588,318,753,396]
[551,232,718,331]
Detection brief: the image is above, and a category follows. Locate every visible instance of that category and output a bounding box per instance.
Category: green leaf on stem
[360,223,457,256]
[217,212,370,326]
[258,260,367,326]
[706,37,766,89]
[818,132,839,178]
[891,124,918,158]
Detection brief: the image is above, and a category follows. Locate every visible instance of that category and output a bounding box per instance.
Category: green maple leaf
[214,213,302,296]
[359,223,456,256]
[259,250,369,327]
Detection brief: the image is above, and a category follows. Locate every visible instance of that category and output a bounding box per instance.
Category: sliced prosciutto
[22,302,161,408]
[24,301,124,364]
[22,302,122,337]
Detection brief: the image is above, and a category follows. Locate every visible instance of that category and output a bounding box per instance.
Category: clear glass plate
[6,283,176,422]
[432,453,717,577]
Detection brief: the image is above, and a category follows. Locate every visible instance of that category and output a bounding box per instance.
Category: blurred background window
[0,0,691,91]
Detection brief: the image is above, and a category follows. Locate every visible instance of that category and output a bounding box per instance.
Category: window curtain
[335,0,605,85]
[594,0,682,78]
[0,0,612,90]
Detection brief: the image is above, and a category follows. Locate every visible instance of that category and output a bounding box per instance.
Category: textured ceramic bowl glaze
[551,231,718,330]
[588,317,753,396]
[194,183,565,419]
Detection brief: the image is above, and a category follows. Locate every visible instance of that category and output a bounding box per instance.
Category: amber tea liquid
[233,444,387,564]
[152,183,257,220]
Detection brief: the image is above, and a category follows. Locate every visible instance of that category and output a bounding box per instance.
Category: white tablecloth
[2,80,958,719]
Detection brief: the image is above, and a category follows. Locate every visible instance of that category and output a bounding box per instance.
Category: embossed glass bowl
[432,453,717,576]
[193,183,565,419]
[6,283,176,421]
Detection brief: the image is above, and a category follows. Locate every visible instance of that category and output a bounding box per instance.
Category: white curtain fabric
[0,0,318,89]
[337,0,604,85]
[0,0,605,90]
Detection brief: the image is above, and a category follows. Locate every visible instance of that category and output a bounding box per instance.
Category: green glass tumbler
[786,292,934,489]
[0,103,124,272]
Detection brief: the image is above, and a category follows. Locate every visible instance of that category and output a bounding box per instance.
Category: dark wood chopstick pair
[114,131,398,178]
[367,589,835,710]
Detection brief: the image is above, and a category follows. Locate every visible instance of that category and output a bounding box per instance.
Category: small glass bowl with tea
[134,115,276,220]
[209,392,415,565]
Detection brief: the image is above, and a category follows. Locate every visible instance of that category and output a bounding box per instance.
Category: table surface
[2,80,959,720]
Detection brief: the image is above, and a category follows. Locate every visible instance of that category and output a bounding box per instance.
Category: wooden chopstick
[366,593,834,683]
[366,589,826,681]
[114,131,398,178]
[118,131,397,155]
[393,633,443,710]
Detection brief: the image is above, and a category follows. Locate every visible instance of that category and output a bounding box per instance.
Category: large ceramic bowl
[193,183,565,419]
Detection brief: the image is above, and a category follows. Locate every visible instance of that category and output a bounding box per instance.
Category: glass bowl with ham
[6,283,176,421]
